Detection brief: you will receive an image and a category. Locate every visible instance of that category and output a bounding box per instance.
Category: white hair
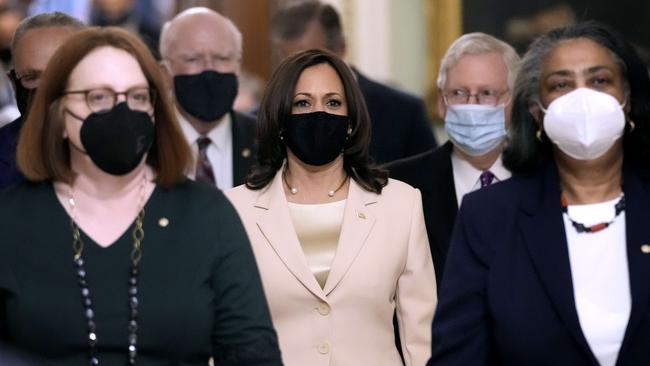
[437,32,521,90]
[159,7,243,60]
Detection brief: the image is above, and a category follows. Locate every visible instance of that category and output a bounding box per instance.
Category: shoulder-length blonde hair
[17,26,192,187]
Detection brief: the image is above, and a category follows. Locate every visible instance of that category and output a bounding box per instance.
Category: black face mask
[174,70,238,122]
[8,69,36,117]
[67,102,155,175]
[283,111,350,166]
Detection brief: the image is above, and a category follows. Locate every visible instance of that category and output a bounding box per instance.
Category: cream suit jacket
[226,172,437,366]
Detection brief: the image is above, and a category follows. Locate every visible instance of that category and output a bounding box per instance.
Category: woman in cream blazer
[226,49,436,366]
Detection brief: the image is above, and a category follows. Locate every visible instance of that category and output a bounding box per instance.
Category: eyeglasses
[8,69,40,89]
[167,53,240,70]
[63,87,156,113]
[443,88,509,106]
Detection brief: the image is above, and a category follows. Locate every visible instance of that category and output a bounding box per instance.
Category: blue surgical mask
[444,104,507,156]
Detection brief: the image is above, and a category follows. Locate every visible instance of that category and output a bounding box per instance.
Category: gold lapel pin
[641,244,650,254]
[241,148,251,158]
[357,212,366,219]
[158,217,169,227]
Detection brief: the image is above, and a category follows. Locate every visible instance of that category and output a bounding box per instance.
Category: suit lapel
[618,167,650,356]
[323,180,377,295]
[230,111,256,186]
[518,163,597,363]
[433,142,458,259]
[254,172,327,301]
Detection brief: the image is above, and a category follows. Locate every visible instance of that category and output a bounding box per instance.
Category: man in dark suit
[0,12,84,190]
[270,0,437,164]
[159,7,256,190]
[388,33,521,283]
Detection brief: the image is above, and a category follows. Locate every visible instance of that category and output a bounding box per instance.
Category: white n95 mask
[541,88,625,160]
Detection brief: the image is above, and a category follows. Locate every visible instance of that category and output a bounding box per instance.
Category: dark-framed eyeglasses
[63,87,156,113]
[443,88,509,106]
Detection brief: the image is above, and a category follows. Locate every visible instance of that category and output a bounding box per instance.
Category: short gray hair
[11,11,84,53]
[159,7,243,60]
[437,32,521,91]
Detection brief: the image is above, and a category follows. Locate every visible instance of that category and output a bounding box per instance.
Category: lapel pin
[357,212,366,219]
[641,244,650,254]
[241,148,251,158]
[158,217,169,227]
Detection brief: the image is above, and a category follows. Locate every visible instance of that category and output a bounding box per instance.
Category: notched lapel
[518,164,597,363]
[254,173,327,301]
[324,181,378,295]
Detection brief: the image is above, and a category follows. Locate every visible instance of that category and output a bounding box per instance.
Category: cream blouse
[287,200,346,288]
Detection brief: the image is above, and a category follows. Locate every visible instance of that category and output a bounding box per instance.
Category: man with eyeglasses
[0,12,84,190]
[388,33,521,284]
[159,7,255,190]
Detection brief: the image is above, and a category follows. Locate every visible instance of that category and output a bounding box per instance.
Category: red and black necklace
[560,194,626,233]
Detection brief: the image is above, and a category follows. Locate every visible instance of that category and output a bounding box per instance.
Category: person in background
[0,26,281,365]
[388,33,520,283]
[270,0,437,164]
[0,11,84,190]
[428,22,650,365]
[226,49,436,366]
[159,7,256,190]
[0,5,22,126]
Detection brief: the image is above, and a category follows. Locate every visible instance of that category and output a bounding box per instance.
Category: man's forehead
[446,52,508,86]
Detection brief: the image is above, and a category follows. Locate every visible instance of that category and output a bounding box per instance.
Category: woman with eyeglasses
[428,22,650,366]
[0,27,282,365]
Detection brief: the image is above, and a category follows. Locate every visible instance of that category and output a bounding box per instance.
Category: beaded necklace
[560,194,626,233]
[68,175,146,365]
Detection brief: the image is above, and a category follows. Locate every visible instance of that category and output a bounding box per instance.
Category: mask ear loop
[619,99,636,133]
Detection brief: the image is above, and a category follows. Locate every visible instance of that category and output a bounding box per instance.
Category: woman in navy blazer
[428,22,650,366]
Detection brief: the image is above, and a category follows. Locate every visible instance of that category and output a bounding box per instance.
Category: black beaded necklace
[560,194,626,233]
[68,177,146,365]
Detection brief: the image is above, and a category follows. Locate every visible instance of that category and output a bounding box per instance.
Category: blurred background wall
[0,0,648,130]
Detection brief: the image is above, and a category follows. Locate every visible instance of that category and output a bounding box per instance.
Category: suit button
[642,244,650,254]
[318,341,330,354]
[317,303,330,315]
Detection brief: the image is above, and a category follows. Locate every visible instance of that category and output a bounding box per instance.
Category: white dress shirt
[450,151,511,207]
[177,110,234,190]
[564,195,630,366]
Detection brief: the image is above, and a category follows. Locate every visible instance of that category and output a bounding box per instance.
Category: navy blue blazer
[0,116,23,190]
[354,69,437,164]
[428,160,650,366]
[387,141,457,285]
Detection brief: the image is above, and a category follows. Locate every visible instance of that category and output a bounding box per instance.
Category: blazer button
[317,303,331,315]
[318,341,330,354]
[641,244,650,254]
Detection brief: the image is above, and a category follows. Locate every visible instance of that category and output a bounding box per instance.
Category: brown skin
[438,52,512,171]
[529,38,628,204]
[284,63,349,204]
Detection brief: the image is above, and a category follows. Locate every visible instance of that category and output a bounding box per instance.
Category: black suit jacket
[354,69,437,164]
[386,141,456,284]
[0,116,23,190]
[429,161,650,365]
[231,110,257,186]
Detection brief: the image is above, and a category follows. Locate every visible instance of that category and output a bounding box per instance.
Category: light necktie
[196,136,216,186]
[479,170,495,188]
